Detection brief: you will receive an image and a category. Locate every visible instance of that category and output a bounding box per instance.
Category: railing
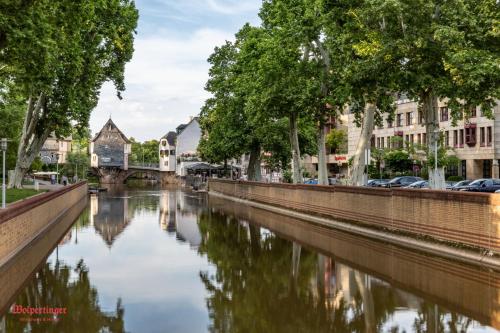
[129,163,160,170]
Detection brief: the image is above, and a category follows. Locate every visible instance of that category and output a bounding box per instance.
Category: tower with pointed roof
[90,118,132,170]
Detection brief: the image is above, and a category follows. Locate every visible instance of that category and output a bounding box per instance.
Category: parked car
[367,179,390,187]
[450,179,472,190]
[328,178,338,185]
[304,178,318,185]
[382,176,423,188]
[460,179,500,193]
[404,180,429,189]
[445,181,457,189]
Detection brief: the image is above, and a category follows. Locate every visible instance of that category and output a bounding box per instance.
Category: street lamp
[52,152,60,184]
[1,138,7,209]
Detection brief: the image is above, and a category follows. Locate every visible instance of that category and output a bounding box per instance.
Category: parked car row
[304,176,500,193]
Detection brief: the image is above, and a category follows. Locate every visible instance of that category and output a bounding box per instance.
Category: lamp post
[52,152,60,184]
[1,138,7,209]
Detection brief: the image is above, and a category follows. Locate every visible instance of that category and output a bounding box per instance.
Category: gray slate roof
[161,131,177,146]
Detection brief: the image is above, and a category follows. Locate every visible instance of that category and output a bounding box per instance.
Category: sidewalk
[23,180,64,191]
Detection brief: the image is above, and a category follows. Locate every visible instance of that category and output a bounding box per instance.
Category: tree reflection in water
[5,259,124,333]
[197,209,480,333]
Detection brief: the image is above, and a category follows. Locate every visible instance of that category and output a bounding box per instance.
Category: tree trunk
[421,91,445,189]
[317,122,329,185]
[354,271,376,333]
[247,142,261,181]
[289,113,303,184]
[9,93,50,188]
[350,104,376,186]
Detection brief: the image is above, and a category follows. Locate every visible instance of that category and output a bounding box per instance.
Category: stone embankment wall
[208,179,500,253]
[0,182,88,265]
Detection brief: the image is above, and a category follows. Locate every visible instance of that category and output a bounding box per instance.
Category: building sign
[334,155,348,165]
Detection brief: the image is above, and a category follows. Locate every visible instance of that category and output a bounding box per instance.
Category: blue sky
[90,0,261,141]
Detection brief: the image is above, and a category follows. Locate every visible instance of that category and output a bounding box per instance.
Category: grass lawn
[4,188,47,204]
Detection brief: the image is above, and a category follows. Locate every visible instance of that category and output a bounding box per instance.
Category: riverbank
[0,182,88,267]
[208,179,500,270]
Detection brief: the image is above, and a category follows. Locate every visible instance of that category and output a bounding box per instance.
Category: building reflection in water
[158,191,202,249]
[90,193,130,248]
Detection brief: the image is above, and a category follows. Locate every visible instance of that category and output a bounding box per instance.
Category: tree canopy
[1,0,138,188]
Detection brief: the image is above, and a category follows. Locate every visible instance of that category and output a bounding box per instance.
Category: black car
[367,179,390,187]
[460,179,500,193]
[382,176,423,188]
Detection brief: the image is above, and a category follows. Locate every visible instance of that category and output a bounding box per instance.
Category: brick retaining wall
[208,179,500,253]
[0,197,87,315]
[0,182,88,264]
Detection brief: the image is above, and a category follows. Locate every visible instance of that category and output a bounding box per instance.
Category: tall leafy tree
[346,0,499,188]
[2,0,138,188]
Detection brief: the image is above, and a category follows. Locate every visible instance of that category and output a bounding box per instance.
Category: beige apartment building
[347,99,500,180]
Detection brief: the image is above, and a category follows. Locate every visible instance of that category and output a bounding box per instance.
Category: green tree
[4,0,138,188]
[200,25,317,181]
[326,128,348,154]
[348,0,499,188]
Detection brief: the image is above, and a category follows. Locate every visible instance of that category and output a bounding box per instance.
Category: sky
[89,0,261,142]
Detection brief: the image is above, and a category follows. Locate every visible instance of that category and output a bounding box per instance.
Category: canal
[1,187,499,332]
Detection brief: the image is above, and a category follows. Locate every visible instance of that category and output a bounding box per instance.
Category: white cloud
[205,0,260,14]
[91,28,234,141]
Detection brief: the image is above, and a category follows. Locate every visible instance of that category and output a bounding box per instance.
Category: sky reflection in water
[3,188,499,333]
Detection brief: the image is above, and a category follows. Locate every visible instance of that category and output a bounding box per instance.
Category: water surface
[1,187,498,332]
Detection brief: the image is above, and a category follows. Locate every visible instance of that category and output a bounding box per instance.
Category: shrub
[447,175,464,182]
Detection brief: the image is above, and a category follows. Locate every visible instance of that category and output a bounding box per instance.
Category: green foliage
[326,129,347,154]
[384,150,413,173]
[0,90,24,170]
[129,138,159,165]
[5,188,46,204]
[29,156,43,172]
[447,175,464,182]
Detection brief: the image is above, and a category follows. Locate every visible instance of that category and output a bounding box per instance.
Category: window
[170,149,176,155]
[377,137,381,148]
[461,160,467,179]
[396,114,403,127]
[484,160,492,178]
[465,124,476,147]
[446,162,459,178]
[418,111,424,124]
[410,134,414,144]
[440,107,449,122]
[423,133,427,145]
[406,112,414,126]
[470,107,477,118]
[459,129,464,147]
[387,136,391,149]
[480,127,486,146]
[454,130,458,147]
[387,119,393,128]
[405,135,410,146]
[445,131,450,147]
[487,126,493,146]
[417,134,422,145]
